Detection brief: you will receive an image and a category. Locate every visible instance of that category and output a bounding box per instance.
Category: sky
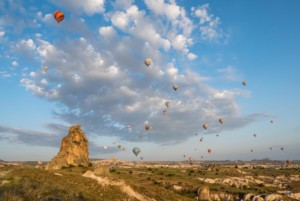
[0,0,299,162]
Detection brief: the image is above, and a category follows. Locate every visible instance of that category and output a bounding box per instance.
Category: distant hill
[0,159,4,162]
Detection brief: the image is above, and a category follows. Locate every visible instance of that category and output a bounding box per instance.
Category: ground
[0,161,299,201]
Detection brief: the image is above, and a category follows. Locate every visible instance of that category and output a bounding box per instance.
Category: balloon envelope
[54,11,64,23]
[242,81,247,86]
[173,84,178,91]
[203,124,208,130]
[165,101,170,107]
[133,147,141,156]
[144,58,151,67]
[219,118,224,124]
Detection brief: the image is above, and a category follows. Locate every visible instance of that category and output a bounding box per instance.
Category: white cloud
[187,53,197,60]
[3,1,253,145]
[217,66,241,81]
[50,0,105,16]
[12,61,18,66]
[0,31,5,37]
[99,26,116,38]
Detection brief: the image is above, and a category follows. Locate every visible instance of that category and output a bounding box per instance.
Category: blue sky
[0,0,299,161]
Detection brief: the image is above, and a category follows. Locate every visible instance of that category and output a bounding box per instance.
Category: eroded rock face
[46,125,89,170]
[197,186,211,201]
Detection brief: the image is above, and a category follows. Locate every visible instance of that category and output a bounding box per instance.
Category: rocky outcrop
[197,186,211,201]
[46,125,89,170]
[94,166,110,176]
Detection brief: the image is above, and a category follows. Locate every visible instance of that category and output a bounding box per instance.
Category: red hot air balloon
[208,149,212,154]
[54,11,64,23]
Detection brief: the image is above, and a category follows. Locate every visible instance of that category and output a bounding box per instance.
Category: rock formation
[46,125,89,170]
[197,186,211,201]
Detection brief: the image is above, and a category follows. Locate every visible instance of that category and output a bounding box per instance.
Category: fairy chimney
[46,125,89,170]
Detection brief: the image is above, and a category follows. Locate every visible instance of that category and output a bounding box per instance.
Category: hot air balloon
[145,125,152,131]
[203,124,208,130]
[242,81,247,86]
[251,149,253,152]
[53,11,64,23]
[103,146,108,150]
[140,157,144,160]
[216,134,219,137]
[126,125,132,129]
[165,101,170,107]
[163,110,167,115]
[219,118,224,124]
[189,156,193,161]
[133,147,141,156]
[253,134,256,138]
[144,58,151,67]
[200,137,203,142]
[270,120,274,124]
[43,66,48,71]
[118,145,122,149]
[183,155,186,158]
[270,147,272,150]
[281,147,284,151]
[208,149,212,154]
[173,84,178,91]
[201,156,203,159]
[195,133,198,136]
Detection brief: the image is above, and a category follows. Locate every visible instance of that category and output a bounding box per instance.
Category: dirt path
[83,171,156,201]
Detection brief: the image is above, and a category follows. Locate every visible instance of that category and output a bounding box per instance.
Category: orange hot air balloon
[208,149,212,154]
[242,81,247,86]
[165,101,170,107]
[54,11,64,23]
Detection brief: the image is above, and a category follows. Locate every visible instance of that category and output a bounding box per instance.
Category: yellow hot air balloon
[203,124,208,130]
[144,58,151,67]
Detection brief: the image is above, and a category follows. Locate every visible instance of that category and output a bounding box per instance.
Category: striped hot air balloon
[54,11,64,23]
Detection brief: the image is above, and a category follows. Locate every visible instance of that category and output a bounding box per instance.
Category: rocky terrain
[1,125,299,200]
[46,125,89,170]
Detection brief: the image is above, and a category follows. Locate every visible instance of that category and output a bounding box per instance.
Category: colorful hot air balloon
[54,11,64,23]
[165,101,170,107]
[144,58,151,67]
[208,149,212,154]
[203,124,208,130]
[189,156,193,161]
[219,118,224,124]
[242,81,247,86]
[173,84,178,91]
[133,147,141,156]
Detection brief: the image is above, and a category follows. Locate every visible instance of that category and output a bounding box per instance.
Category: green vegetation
[0,163,298,200]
